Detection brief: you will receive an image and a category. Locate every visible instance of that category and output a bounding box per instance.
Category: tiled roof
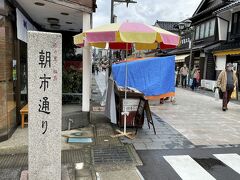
[155,21,179,33]
[191,2,230,21]
[212,41,240,52]
[214,0,240,14]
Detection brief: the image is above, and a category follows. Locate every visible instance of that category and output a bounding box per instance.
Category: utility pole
[109,0,114,76]
[109,0,137,76]
[111,0,115,23]
[110,0,137,23]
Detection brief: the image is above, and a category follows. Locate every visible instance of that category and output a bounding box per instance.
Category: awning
[175,54,189,63]
[214,49,240,56]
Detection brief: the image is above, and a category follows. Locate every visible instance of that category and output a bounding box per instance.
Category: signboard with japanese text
[28,31,62,179]
[122,98,140,112]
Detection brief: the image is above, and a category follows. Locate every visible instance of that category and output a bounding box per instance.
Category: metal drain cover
[0,154,27,168]
[92,146,133,164]
[0,149,86,168]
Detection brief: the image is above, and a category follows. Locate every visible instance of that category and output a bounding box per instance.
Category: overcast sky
[93,0,202,27]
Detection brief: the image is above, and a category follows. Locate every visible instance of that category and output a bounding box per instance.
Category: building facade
[170,0,236,91]
[0,0,96,142]
[212,0,240,98]
[144,21,179,57]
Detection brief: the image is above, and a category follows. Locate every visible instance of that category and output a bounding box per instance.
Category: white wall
[218,17,228,41]
[215,55,226,70]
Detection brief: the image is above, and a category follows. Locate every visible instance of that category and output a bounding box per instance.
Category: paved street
[131,88,240,180]
[137,147,240,180]
[1,70,240,180]
[93,70,240,179]
[151,88,240,146]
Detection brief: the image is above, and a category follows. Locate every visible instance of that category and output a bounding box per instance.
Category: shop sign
[16,8,37,43]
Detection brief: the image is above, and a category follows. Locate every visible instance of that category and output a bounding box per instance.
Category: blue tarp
[112,56,175,96]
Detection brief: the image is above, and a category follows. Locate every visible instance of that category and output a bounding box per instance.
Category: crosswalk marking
[214,153,240,174]
[163,155,216,180]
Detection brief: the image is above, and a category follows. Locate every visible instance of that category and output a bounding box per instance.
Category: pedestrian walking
[92,64,95,74]
[196,69,201,88]
[180,64,189,88]
[217,63,238,111]
[96,66,99,75]
[175,67,180,87]
[191,68,200,91]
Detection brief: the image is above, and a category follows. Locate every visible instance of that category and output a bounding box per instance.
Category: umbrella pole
[123,44,128,134]
[111,43,135,139]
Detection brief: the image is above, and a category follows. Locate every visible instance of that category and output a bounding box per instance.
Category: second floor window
[195,19,215,40]
[209,19,215,36]
[232,12,240,36]
[200,23,205,39]
[195,26,200,40]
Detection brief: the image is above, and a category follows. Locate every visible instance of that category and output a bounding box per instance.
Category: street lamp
[177,19,194,86]
[184,19,192,29]
[178,22,185,31]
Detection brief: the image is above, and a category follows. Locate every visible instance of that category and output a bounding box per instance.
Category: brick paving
[120,113,195,150]
[151,88,240,146]
[120,88,240,150]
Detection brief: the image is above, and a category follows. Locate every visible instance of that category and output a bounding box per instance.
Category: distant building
[170,0,235,90]
[154,20,179,34]
[145,21,179,57]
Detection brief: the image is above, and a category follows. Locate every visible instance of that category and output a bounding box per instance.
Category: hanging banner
[16,8,37,43]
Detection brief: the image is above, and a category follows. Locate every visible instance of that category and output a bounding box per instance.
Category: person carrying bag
[216,63,238,111]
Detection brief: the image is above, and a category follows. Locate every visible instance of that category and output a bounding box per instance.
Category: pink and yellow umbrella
[73,22,180,50]
[73,22,180,139]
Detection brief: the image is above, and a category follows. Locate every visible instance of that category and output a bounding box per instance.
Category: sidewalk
[151,88,240,146]
[185,87,240,105]
[0,72,143,180]
[121,87,240,150]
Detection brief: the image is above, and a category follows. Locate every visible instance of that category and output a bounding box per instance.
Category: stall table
[114,84,145,128]
[20,104,28,128]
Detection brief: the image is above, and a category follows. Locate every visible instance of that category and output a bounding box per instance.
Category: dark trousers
[222,88,234,108]
[191,78,197,91]
[176,76,179,87]
[181,75,187,88]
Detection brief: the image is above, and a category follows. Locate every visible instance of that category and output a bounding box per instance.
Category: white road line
[214,153,240,174]
[135,168,145,180]
[163,155,216,180]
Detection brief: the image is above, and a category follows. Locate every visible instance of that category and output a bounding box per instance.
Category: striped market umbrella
[73,22,180,139]
[73,22,180,50]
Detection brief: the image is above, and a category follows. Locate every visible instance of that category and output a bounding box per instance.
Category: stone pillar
[82,13,92,112]
[28,31,62,180]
